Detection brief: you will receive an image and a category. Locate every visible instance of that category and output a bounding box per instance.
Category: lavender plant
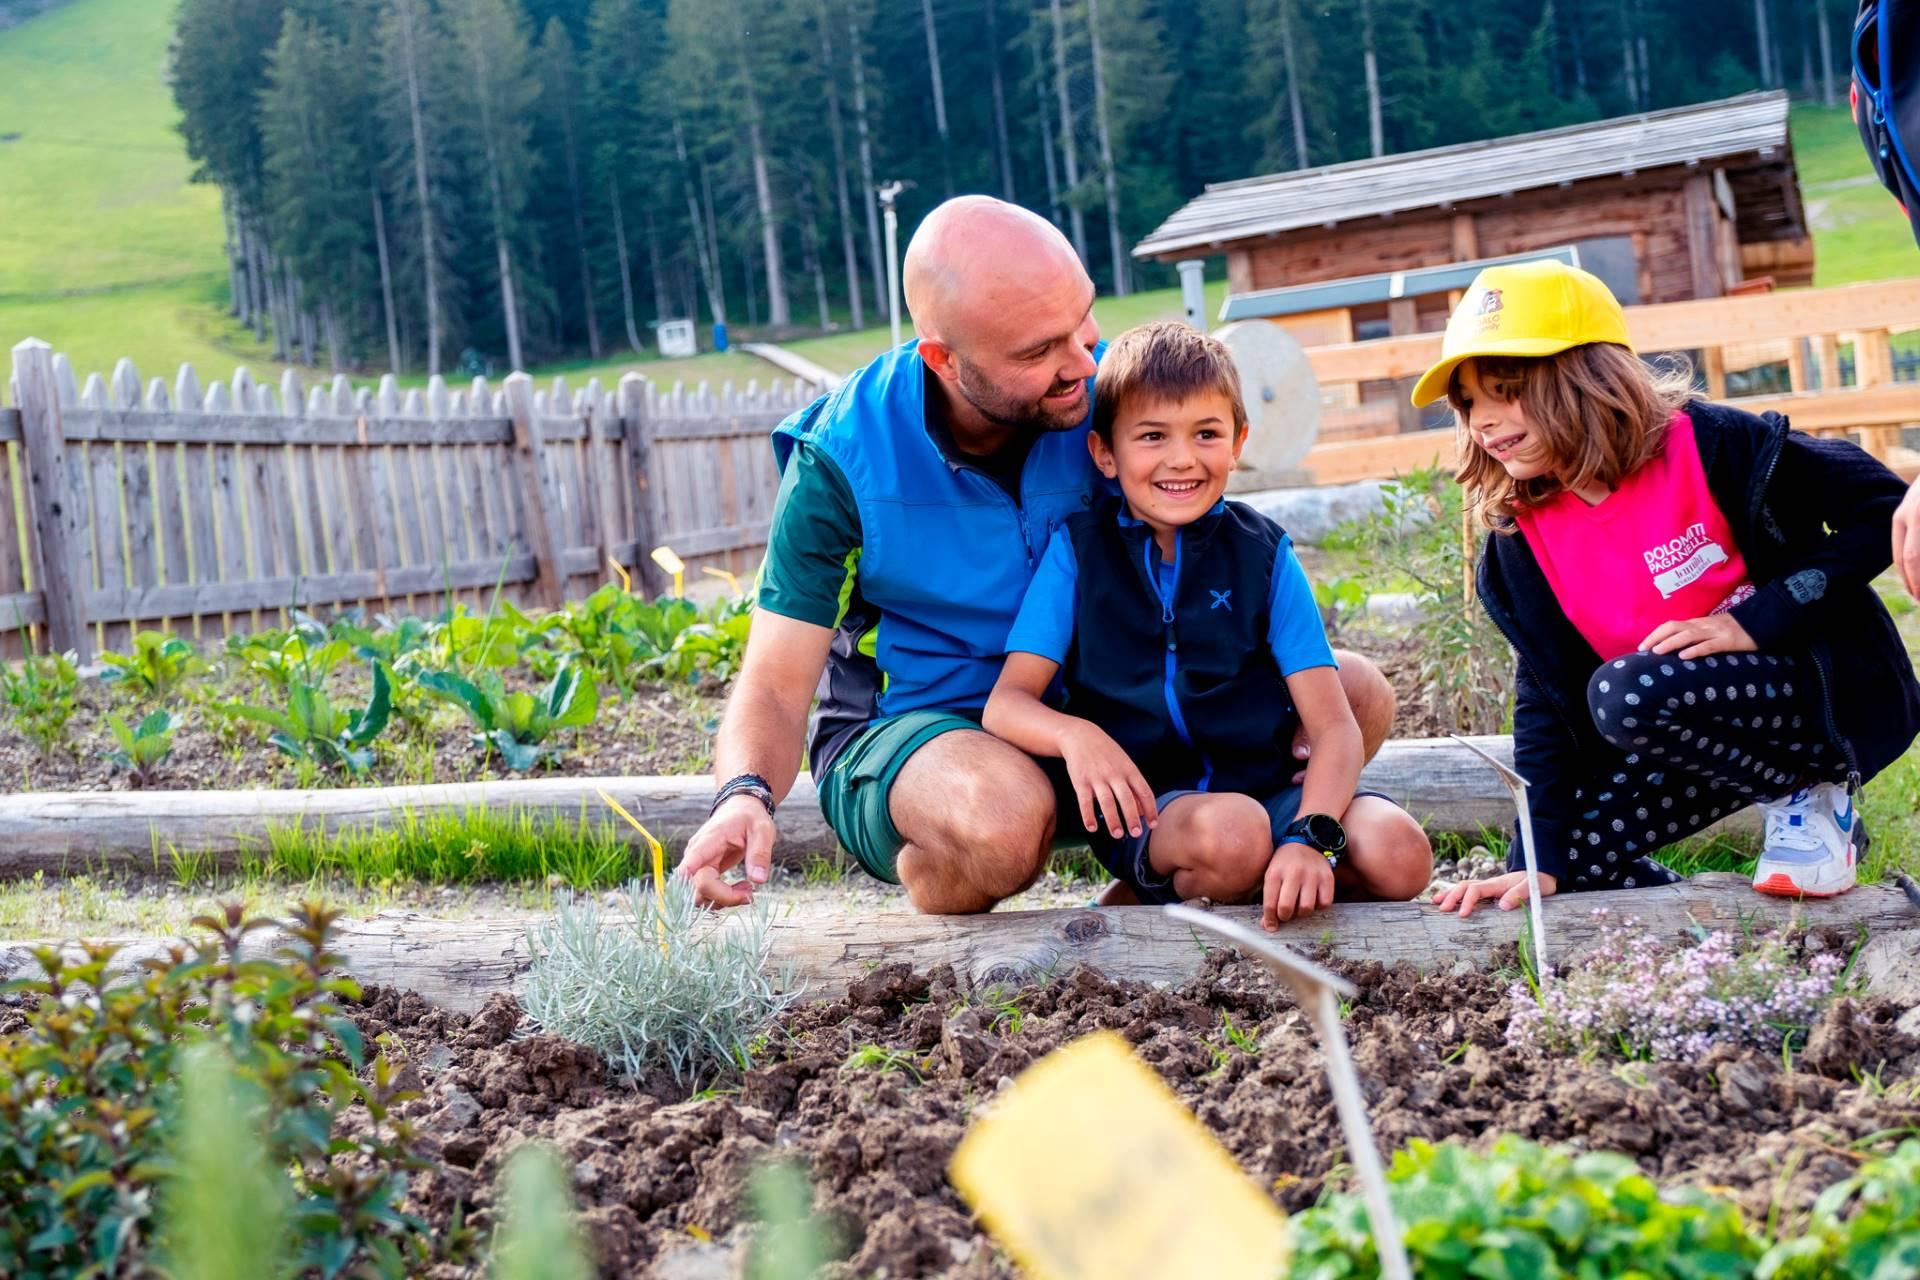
[521,877,796,1087]
[1507,912,1847,1061]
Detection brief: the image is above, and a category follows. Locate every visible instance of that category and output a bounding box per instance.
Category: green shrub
[1757,1140,1920,1278]
[649,597,754,684]
[224,613,352,693]
[0,902,453,1278]
[100,629,206,702]
[104,707,181,787]
[418,660,598,771]
[217,661,394,774]
[521,877,794,1086]
[489,1144,593,1280]
[0,645,80,756]
[1288,1136,1757,1279]
[530,584,701,695]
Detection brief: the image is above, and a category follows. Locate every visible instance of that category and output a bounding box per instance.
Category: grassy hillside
[0,0,1911,394]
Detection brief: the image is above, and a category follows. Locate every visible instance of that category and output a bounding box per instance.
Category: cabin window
[1573,236,1640,305]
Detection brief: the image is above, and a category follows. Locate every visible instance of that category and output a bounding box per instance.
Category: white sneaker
[1752,783,1860,897]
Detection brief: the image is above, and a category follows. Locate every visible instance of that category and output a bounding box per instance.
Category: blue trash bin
[712,322,729,353]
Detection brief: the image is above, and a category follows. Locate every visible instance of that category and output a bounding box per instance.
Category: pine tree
[376,0,461,375]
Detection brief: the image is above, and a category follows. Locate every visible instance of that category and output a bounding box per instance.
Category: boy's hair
[1448,343,1696,532]
[1092,320,1249,442]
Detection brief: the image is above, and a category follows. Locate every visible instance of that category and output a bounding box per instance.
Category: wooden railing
[1299,280,1920,485]
[1,339,816,662]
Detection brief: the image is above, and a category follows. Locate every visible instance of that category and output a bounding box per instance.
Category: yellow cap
[1409,259,1633,407]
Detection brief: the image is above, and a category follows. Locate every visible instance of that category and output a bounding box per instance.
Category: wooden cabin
[1137,91,1811,343]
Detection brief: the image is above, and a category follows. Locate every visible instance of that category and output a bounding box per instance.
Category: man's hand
[1261,842,1335,930]
[1059,720,1157,839]
[676,794,777,908]
[1896,477,1920,602]
[1434,869,1558,919]
[1638,613,1756,660]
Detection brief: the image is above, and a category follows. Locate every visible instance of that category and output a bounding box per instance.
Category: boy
[982,322,1432,929]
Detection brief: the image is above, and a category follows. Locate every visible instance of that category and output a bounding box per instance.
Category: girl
[1422,260,1920,917]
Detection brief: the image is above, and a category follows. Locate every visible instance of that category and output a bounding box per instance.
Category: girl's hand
[1059,721,1158,839]
[1638,614,1756,659]
[1434,869,1558,919]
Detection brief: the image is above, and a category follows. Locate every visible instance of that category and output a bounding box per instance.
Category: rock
[940,1008,996,1080]
[438,1088,481,1129]
[1237,479,1428,547]
[1857,929,1920,1009]
[1717,1057,1773,1116]
[653,1243,736,1280]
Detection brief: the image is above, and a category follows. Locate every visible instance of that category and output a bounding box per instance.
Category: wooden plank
[1812,333,1843,391]
[6,876,1908,1012]
[649,415,792,444]
[180,443,218,636]
[0,407,21,444]
[85,554,539,624]
[437,443,476,583]
[411,443,450,592]
[1855,328,1895,389]
[346,422,398,610]
[289,440,328,579]
[211,443,253,632]
[243,444,289,623]
[318,445,363,609]
[1787,337,1809,393]
[119,440,160,623]
[89,442,130,649]
[267,442,306,595]
[151,442,191,597]
[0,439,28,603]
[506,374,567,608]
[1702,345,1729,399]
[57,410,514,448]
[0,590,46,628]
[619,374,667,596]
[584,405,619,583]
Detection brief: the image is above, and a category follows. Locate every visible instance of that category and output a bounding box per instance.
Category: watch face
[1303,813,1347,853]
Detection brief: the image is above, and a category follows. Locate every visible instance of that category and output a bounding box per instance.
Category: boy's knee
[1177,795,1273,895]
[1346,803,1433,901]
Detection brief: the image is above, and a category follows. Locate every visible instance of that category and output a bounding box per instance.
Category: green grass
[1791,104,1920,286]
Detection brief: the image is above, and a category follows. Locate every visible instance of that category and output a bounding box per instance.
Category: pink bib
[1514,412,1754,661]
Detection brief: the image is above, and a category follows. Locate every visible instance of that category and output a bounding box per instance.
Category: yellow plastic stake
[701,565,741,596]
[608,555,632,593]
[650,545,685,598]
[596,789,669,952]
[950,1030,1291,1280]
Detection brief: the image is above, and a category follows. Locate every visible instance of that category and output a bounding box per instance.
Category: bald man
[677,197,1396,913]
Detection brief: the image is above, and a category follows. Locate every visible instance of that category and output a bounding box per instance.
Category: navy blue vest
[1062,497,1301,797]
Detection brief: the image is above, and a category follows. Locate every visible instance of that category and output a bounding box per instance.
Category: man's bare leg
[890,729,1057,914]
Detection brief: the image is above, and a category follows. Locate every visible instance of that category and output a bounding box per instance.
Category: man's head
[1088,321,1250,537]
[905,196,1099,435]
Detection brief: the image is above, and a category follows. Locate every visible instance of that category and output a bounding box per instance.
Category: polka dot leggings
[1567,649,1847,891]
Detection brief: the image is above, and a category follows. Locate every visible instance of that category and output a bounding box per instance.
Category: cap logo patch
[1476,289,1504,315]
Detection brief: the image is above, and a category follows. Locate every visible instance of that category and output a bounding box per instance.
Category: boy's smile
[1090,391,1247,559]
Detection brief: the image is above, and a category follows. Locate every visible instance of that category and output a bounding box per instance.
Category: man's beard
[953,355,1088,434]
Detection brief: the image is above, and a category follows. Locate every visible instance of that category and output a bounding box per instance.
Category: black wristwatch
[1282,813,1347,869]
[712,773,776,819]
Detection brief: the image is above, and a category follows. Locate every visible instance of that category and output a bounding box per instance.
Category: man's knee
[1172,795,1272,897]
[1344,799,1433,901]
[1332,650,1396,759]
[897,738,1054,898]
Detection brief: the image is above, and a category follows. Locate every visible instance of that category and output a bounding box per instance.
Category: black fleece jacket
[1475,399,1920,881]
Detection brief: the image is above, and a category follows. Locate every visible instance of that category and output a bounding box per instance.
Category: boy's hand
[1434,869,1558,919]
[1059,721,1158,839]
[1638,614,1755,659]
[1262,842,1334,929]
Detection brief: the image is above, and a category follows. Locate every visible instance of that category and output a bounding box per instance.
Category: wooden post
[1701,345,1729,399]
[1852,330,1901,459]
[11,340,89,662]
[1811,333,1842,391]
[1682,174,1723,300]
[505,372,566,608]
[618,373,669,597]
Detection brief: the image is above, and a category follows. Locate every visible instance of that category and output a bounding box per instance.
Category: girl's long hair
[1447,343,1697,532]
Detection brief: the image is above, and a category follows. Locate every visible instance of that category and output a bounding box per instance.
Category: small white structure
[1214,319,1319,491]
[656,319,697,359]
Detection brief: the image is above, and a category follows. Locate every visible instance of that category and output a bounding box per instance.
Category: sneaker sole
[1752,871,1856,898]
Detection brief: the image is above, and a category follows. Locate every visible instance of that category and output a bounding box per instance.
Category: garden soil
[351,947,1920,1279]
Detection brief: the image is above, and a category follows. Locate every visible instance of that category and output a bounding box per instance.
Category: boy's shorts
[816,709,1080,883]
[1091,784,1397,906]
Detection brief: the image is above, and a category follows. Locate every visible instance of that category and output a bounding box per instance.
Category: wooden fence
[1,338,816,662]
[1297,278,1920,485]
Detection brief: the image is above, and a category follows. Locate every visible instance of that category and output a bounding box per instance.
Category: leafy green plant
[1757,1140,1920,1277]
[225,612,351,693]
[530,583,701,695]
[1323,466,1513,734]
[99,629,206,702]
[418,661,598,771]
[158,1044,292,1280]
[104,707,180,787]
[0,645,80,756]
[429,599,534,672]
[257,806,638,890]
[0,902,455,1278]
[648,598,754,684]
[217,661,393,774]
[744,1159,838,1280]
[521,875,796,1086]
[1288,1136,1757,1279]
[489,1144,593,1280]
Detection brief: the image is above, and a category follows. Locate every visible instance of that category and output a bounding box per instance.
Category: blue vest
[771,341,1100,722]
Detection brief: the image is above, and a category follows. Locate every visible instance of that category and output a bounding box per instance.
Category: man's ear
[918,336,959,385]
[1087,429,1119,479]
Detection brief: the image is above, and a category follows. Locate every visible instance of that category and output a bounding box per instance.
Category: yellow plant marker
[595,789,670,953]
[950,1030,1290,1280]
[701,565,741,595]
[607,555,632,593]
[650,545,685,598]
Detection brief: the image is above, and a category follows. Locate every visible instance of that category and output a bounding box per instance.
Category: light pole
[878,180,906,347]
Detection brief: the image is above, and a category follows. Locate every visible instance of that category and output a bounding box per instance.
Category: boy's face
[1090,390,1247,536]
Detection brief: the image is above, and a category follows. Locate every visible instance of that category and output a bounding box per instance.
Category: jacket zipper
[1142,532,1213,791]
[1748,419,1863,794]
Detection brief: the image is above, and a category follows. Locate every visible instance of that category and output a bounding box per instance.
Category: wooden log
[5,875,1908,1013]
[0,736,1760,873]
[506,373,567,608]
[12,340,91,661]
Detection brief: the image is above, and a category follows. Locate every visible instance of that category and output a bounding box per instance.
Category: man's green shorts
[816,709,1077,883]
